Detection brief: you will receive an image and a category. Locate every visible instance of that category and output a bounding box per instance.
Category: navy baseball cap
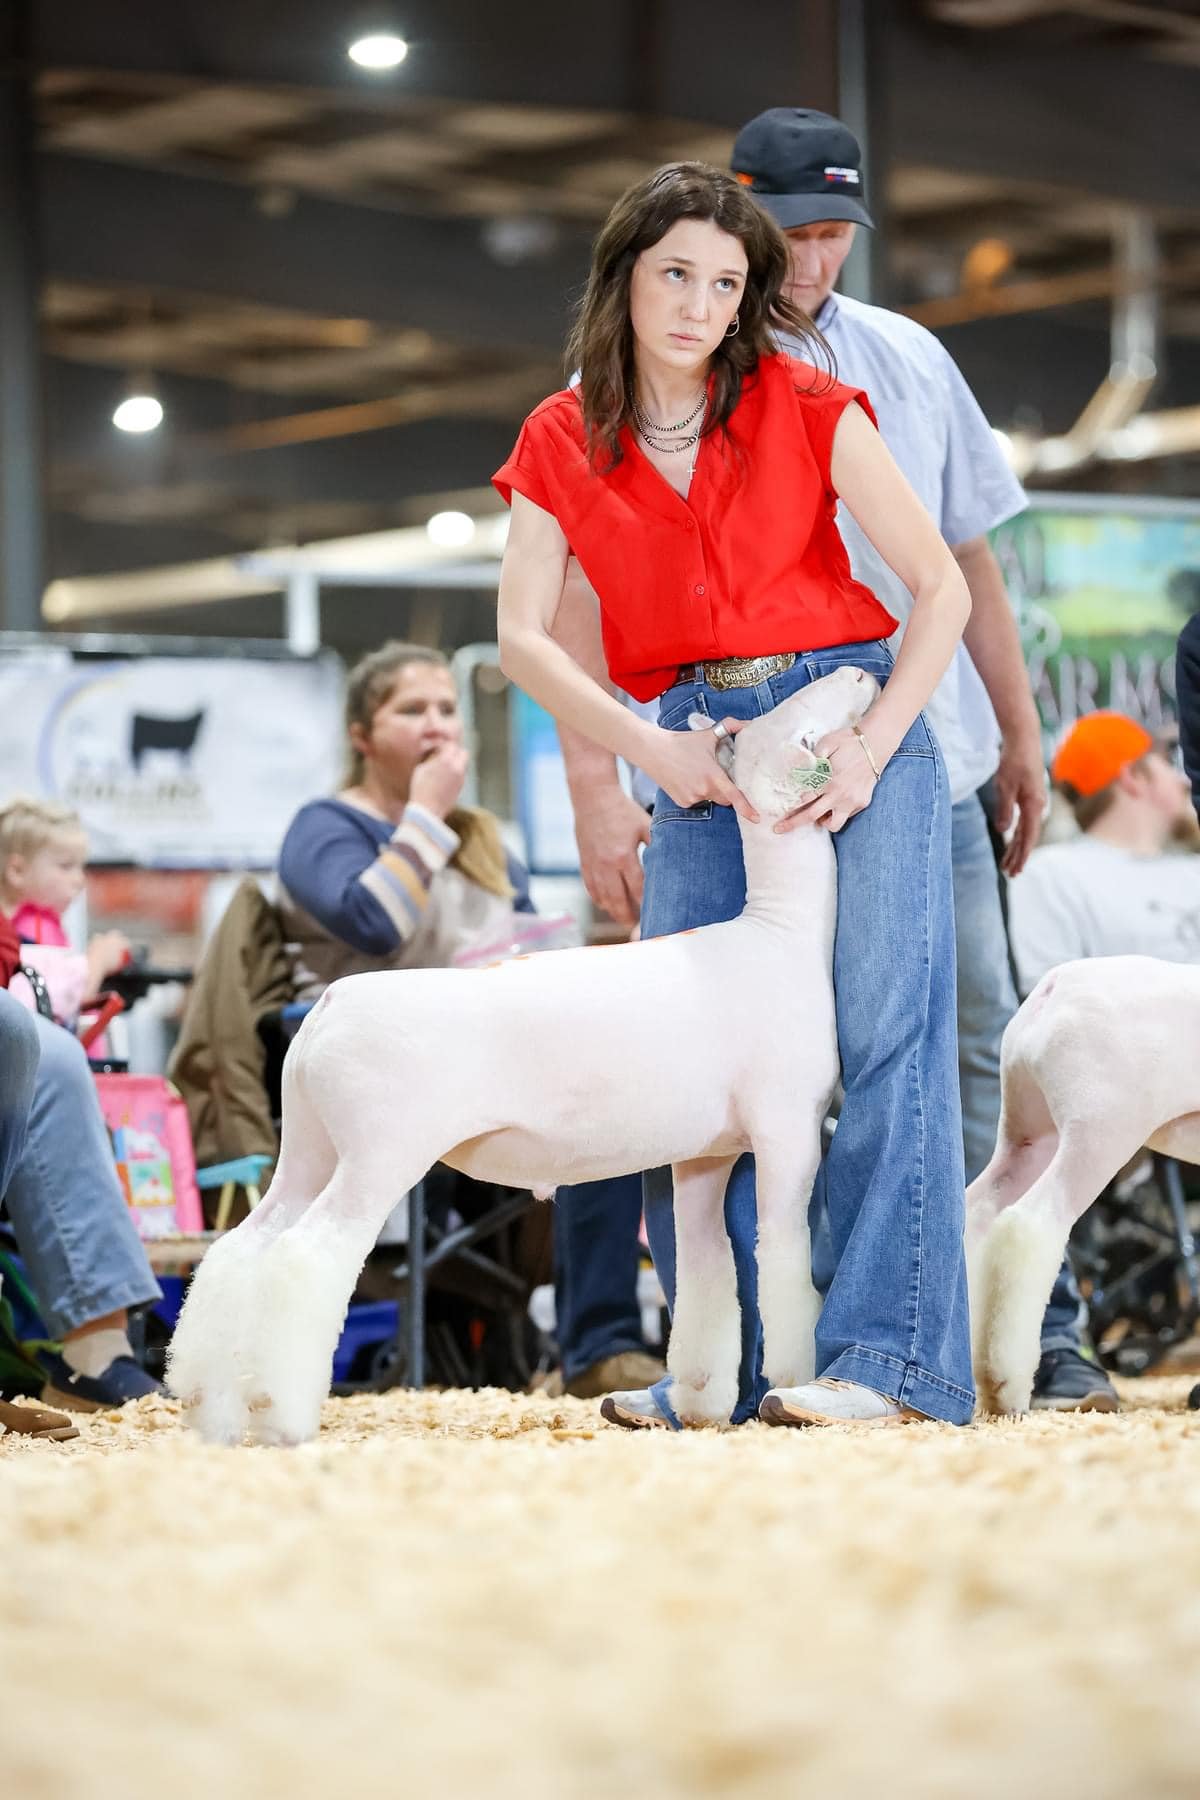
[731,107,874,230]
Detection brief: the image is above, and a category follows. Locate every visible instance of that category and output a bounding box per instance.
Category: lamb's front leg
[753,1127,824,1391]
[667,1155,740,1426]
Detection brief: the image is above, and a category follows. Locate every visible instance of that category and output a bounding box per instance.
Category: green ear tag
[788,757,833,795]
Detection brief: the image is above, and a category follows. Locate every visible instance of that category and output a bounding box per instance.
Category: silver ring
[712,721,731,743]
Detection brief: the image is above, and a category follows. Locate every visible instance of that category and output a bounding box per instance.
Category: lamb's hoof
[180,1386,251,1447]
[975,1367,1032,1417]
[764,1362,816,1394]
[668,1373,737,1428]
[243,1392,322,1448]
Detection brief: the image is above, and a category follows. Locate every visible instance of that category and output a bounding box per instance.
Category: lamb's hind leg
[244,1139,442,1447]
[667,1156,740,1426]
[753,1125,824,1393]
[973,1126,1138,1414]
[167,1055,337,1444]
[965,1058,1058,1385]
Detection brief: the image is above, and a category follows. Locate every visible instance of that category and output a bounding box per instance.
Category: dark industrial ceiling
[13,0,1199,641]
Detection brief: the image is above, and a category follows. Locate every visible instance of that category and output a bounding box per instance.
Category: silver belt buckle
[702,652,796,691]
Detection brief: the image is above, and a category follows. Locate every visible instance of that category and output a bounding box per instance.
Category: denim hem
[37,1276,162,1341]
[1038,1330,1086,1355]
[822,1347,975,1424]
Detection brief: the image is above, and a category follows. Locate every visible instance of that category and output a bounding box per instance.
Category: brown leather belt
[674,652,798,691]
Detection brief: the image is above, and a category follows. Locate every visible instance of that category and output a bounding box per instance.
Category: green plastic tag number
[788,757,833,795]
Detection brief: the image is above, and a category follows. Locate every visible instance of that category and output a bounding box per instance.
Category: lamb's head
[726,666,881,824]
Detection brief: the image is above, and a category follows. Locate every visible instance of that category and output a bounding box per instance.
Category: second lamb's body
[967,954,1200,1413]
[168,666,876,1445]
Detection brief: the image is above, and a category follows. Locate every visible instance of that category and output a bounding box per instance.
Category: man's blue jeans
[553,1175,648,1382]
[951,788,1084,1352]
[640,642,975,1426]
[1,1011,160,1337]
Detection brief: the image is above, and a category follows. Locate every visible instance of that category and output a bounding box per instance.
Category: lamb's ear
[789,725,820,753]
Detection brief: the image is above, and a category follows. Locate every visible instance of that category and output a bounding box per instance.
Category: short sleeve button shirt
[493,352,897,702]
[782,295,1028,801]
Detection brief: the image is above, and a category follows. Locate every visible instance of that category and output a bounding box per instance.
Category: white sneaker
[759,1377,923,1428]
[599,1387,674,1430]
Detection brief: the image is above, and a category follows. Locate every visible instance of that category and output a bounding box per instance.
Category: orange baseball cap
[1050,712,1153,797]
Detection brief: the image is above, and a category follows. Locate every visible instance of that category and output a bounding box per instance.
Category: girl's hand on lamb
[775,725,883,834]
[648,719,759,822]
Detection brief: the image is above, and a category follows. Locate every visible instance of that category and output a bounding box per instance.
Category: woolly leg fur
[666,1156,741,1426]
[971,1128,1135,1414]
[166,1083,338,1444]
[754,1129,824,1392]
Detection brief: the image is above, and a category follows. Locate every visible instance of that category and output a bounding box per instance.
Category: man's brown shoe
[0,1397,79,1440]
[565,1351,666,1400]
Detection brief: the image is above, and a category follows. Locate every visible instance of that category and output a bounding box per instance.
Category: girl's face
[628,217,748,376]
[351,663,463,793]
[20,836,87,914]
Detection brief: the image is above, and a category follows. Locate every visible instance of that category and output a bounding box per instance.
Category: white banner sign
[0,649,344,867]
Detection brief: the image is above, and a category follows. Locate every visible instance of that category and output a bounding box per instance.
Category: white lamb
[967,954,1200,1414]
[167,665,878,1445]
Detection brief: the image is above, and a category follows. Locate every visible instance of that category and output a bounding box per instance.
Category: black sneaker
[39,1352,163,1414]
[1031,1348,1119,1413]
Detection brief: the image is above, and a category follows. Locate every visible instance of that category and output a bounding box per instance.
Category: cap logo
[733,171,755,186]
[824,166,859,186]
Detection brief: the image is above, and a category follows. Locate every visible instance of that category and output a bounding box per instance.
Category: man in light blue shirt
[559,107,1114,1416]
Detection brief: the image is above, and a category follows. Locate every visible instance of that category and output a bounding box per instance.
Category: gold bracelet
[851,724,881,783]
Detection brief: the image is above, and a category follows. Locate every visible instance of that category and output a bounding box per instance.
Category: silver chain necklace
[633,389,706,456]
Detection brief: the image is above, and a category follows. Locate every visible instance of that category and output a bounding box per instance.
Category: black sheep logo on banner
[129,709,206,772]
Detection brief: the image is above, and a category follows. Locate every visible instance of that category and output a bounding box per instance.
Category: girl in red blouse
[494,163,975,1431]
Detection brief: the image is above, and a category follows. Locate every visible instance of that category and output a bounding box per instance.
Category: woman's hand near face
[409,744,469,819]
[645,719,758,821]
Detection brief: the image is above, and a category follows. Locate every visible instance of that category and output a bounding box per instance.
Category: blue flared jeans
[640,639,975,1426]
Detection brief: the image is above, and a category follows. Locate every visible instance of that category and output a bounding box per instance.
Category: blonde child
[0,798,129,1024]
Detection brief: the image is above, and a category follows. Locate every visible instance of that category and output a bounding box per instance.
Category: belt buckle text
[702,652,796,691]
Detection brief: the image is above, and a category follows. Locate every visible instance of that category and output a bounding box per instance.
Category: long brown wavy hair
[566,161,833,471]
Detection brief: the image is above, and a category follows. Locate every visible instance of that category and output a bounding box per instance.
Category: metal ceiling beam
[33,0,1200,211]
[33,0,817,128]
[40,152,592,357]
[892,16,1200,212]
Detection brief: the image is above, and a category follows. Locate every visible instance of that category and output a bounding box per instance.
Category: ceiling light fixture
[426,511,475,549]
[113,392,164,434]
[348,33,408,70]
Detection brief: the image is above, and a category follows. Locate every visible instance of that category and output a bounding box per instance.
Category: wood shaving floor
[3,1379,1200,1800]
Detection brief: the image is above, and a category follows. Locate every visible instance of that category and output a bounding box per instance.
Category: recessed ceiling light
[113,394,164,433]
[348,33,408,70]
[426,511,475,548]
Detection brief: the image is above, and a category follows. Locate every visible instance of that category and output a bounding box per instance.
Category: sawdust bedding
[3,1379,1200,1800]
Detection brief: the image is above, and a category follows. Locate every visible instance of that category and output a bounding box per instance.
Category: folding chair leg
[214,1181,236,1234]
[405,1181,426,1389]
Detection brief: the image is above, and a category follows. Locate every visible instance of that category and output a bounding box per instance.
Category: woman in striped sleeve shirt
[277,641,532,1000]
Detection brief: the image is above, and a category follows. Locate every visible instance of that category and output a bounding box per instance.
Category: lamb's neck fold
[736,816,835,930]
